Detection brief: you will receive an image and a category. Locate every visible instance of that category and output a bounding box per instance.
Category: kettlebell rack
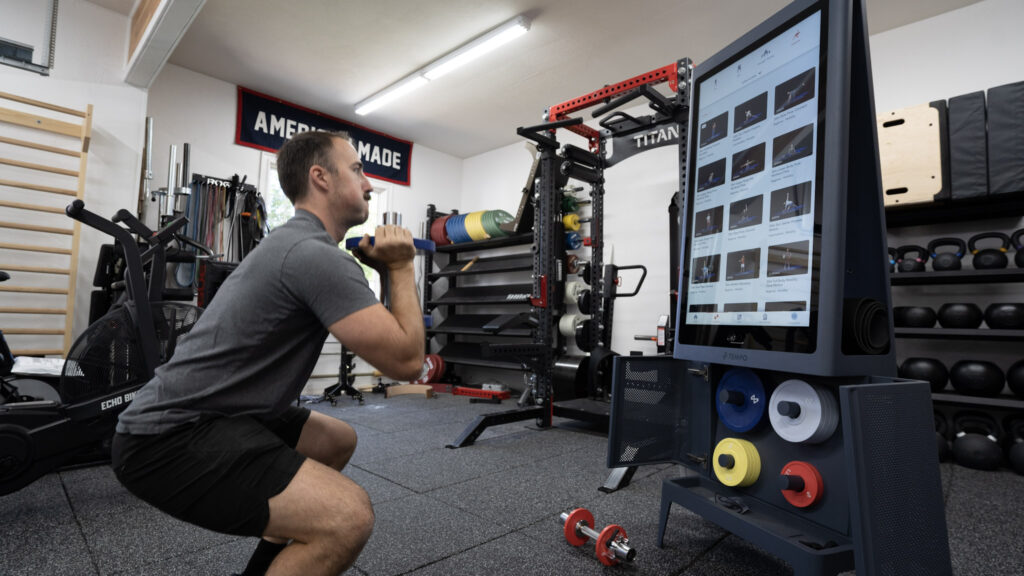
[886,197,1024,473]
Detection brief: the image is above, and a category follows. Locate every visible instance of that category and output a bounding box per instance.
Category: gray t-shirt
[117,210,378,435]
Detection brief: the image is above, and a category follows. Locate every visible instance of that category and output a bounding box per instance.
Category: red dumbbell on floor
[558,508,637,566]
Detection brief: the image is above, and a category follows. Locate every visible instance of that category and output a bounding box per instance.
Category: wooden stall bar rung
[0,242,72,255]
[5,328,65,335]
[0,90,88,118]
[0,264,70,275]
[0,221,74,235]
[11,349,64,357]
[0,178,78,196]
[0,106,82,138]
[0,157,79,177]
[0,199,66,214]
[0,306,68,314]
[0,135,81,157]
[0,286,69,295]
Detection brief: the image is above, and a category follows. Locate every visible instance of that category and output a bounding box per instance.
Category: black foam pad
[986,80,1024,195]
[947,91,988,199]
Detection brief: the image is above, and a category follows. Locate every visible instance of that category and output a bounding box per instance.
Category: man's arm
[329,226,425,381]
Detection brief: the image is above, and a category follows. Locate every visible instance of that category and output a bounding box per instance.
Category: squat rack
[446,58,693,447]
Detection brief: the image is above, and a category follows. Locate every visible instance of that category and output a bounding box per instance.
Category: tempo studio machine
[607,0,952,574]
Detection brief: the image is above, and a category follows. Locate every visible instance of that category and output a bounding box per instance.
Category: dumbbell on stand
[559,508,636,566]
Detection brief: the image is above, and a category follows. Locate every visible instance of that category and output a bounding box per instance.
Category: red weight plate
[430,215,452,246]
[412,355,435,385]
[780,460,824,508]
[596,524,627,566]
[563,508,593,547]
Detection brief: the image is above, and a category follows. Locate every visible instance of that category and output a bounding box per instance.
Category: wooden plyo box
[877,101,949,207]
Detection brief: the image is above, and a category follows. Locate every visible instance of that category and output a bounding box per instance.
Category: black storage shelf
[884,190,1024,228]
[894,327,1024,341]
[427,284,534,307]
[428,254,533,279]
[435,233,533,253]
[428,314,532,337]
[891,268,1024,286]
[932,392,1024,411]
[437,342,524,370]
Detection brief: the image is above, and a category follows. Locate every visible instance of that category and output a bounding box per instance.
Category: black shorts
[111,406,310,537]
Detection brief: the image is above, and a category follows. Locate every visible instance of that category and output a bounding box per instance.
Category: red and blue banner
[236,86,413,185]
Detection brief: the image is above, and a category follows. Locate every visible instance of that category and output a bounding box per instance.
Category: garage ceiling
[98,0,983,158]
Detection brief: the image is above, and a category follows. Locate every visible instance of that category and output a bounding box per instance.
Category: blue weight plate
[716,368,766,432]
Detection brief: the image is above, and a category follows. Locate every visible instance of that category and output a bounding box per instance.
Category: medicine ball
[937,303,983,329]
[968,232,1010,270]
[895,245,929,273]
[927,237,966,271]
[899,357,948,392]
[1007,359,1024,399]
[950,360,1005,397]
[952,413,1002,471]
[893,306,936,328]
[1012,228,1024,268]
[984,303,1024,329]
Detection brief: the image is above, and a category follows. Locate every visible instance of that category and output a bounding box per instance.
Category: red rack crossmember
[452,386,511,400]
[547,63,679,150]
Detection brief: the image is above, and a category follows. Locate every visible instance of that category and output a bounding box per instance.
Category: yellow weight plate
[563,213,581,231]
[465,211,490,241]
[713,437,761,487]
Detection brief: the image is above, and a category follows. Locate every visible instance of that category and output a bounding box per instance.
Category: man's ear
[308,164,329,193]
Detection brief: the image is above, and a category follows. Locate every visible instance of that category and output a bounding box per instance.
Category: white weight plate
[769,379,824,443]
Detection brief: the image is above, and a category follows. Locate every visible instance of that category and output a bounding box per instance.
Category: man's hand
[355,225,415,271]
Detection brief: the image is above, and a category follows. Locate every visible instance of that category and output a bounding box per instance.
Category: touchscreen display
[685,10,822,330]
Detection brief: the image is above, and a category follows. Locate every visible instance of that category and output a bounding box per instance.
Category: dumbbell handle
[558,513,636,562]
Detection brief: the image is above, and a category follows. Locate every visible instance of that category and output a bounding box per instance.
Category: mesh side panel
[59,303,202,403]
[608,357,680,466]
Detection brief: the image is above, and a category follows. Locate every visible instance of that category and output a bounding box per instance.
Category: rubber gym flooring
[2,390,1022,576]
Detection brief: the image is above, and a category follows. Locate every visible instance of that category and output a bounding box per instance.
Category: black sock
[241,539,288,576]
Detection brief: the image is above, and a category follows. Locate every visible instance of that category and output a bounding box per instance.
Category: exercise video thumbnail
[765,301,807,312]
[723,302,758,312]
[734,92,767,132]
[772,124,814,167]
[774,68,816,113]
[688,303,717,313]
[725,248,761,281]
[731,142,766,181]
[694,205,724,237]
[691,254,721,284]
[697,158,727,191]
[767,240,810,277]
[729,194,764,231]
[769,181,812,221]
[699,111,729,147]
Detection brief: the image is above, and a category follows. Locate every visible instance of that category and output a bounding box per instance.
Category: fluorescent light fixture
[354,15,530,116]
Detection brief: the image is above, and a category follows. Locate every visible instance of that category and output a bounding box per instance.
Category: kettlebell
[935,411,952,462]
[887,247,897,273]
[950,360,1005,397]
[984,303,1024,329]
[1012,228,1024,268]
[893,306,937,328]
[937,303,983,329]
[1007,359,1024,399]
[952,412,1003,470]
[968,231,1010,270]
[1006,419,1024,475]
[899,357,948,392]
[895,244,929,273]
[927,237,966,271]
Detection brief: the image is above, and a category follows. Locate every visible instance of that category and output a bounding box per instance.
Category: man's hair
[276,130,349,203]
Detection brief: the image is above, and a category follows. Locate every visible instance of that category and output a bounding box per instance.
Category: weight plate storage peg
[713,438,761,487]
[779,461,824,508]
[1012,228,1024,268]
[952,412,1003,471]
[898,357,949,392]
[927,237,967,271]
[950,360,1005,397]
[715,368,767,433]
[983,303,1024,329]
[895,244,929,272]
[892,306,937,328]
[968,231,1011,270]
[768,379,840,444]
[937,302,983,329]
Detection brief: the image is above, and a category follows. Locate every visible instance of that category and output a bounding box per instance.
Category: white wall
[0,0,147,353]
[456,0,1024,388]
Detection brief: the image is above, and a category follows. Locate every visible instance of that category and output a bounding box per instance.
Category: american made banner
[236,86,413,185]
